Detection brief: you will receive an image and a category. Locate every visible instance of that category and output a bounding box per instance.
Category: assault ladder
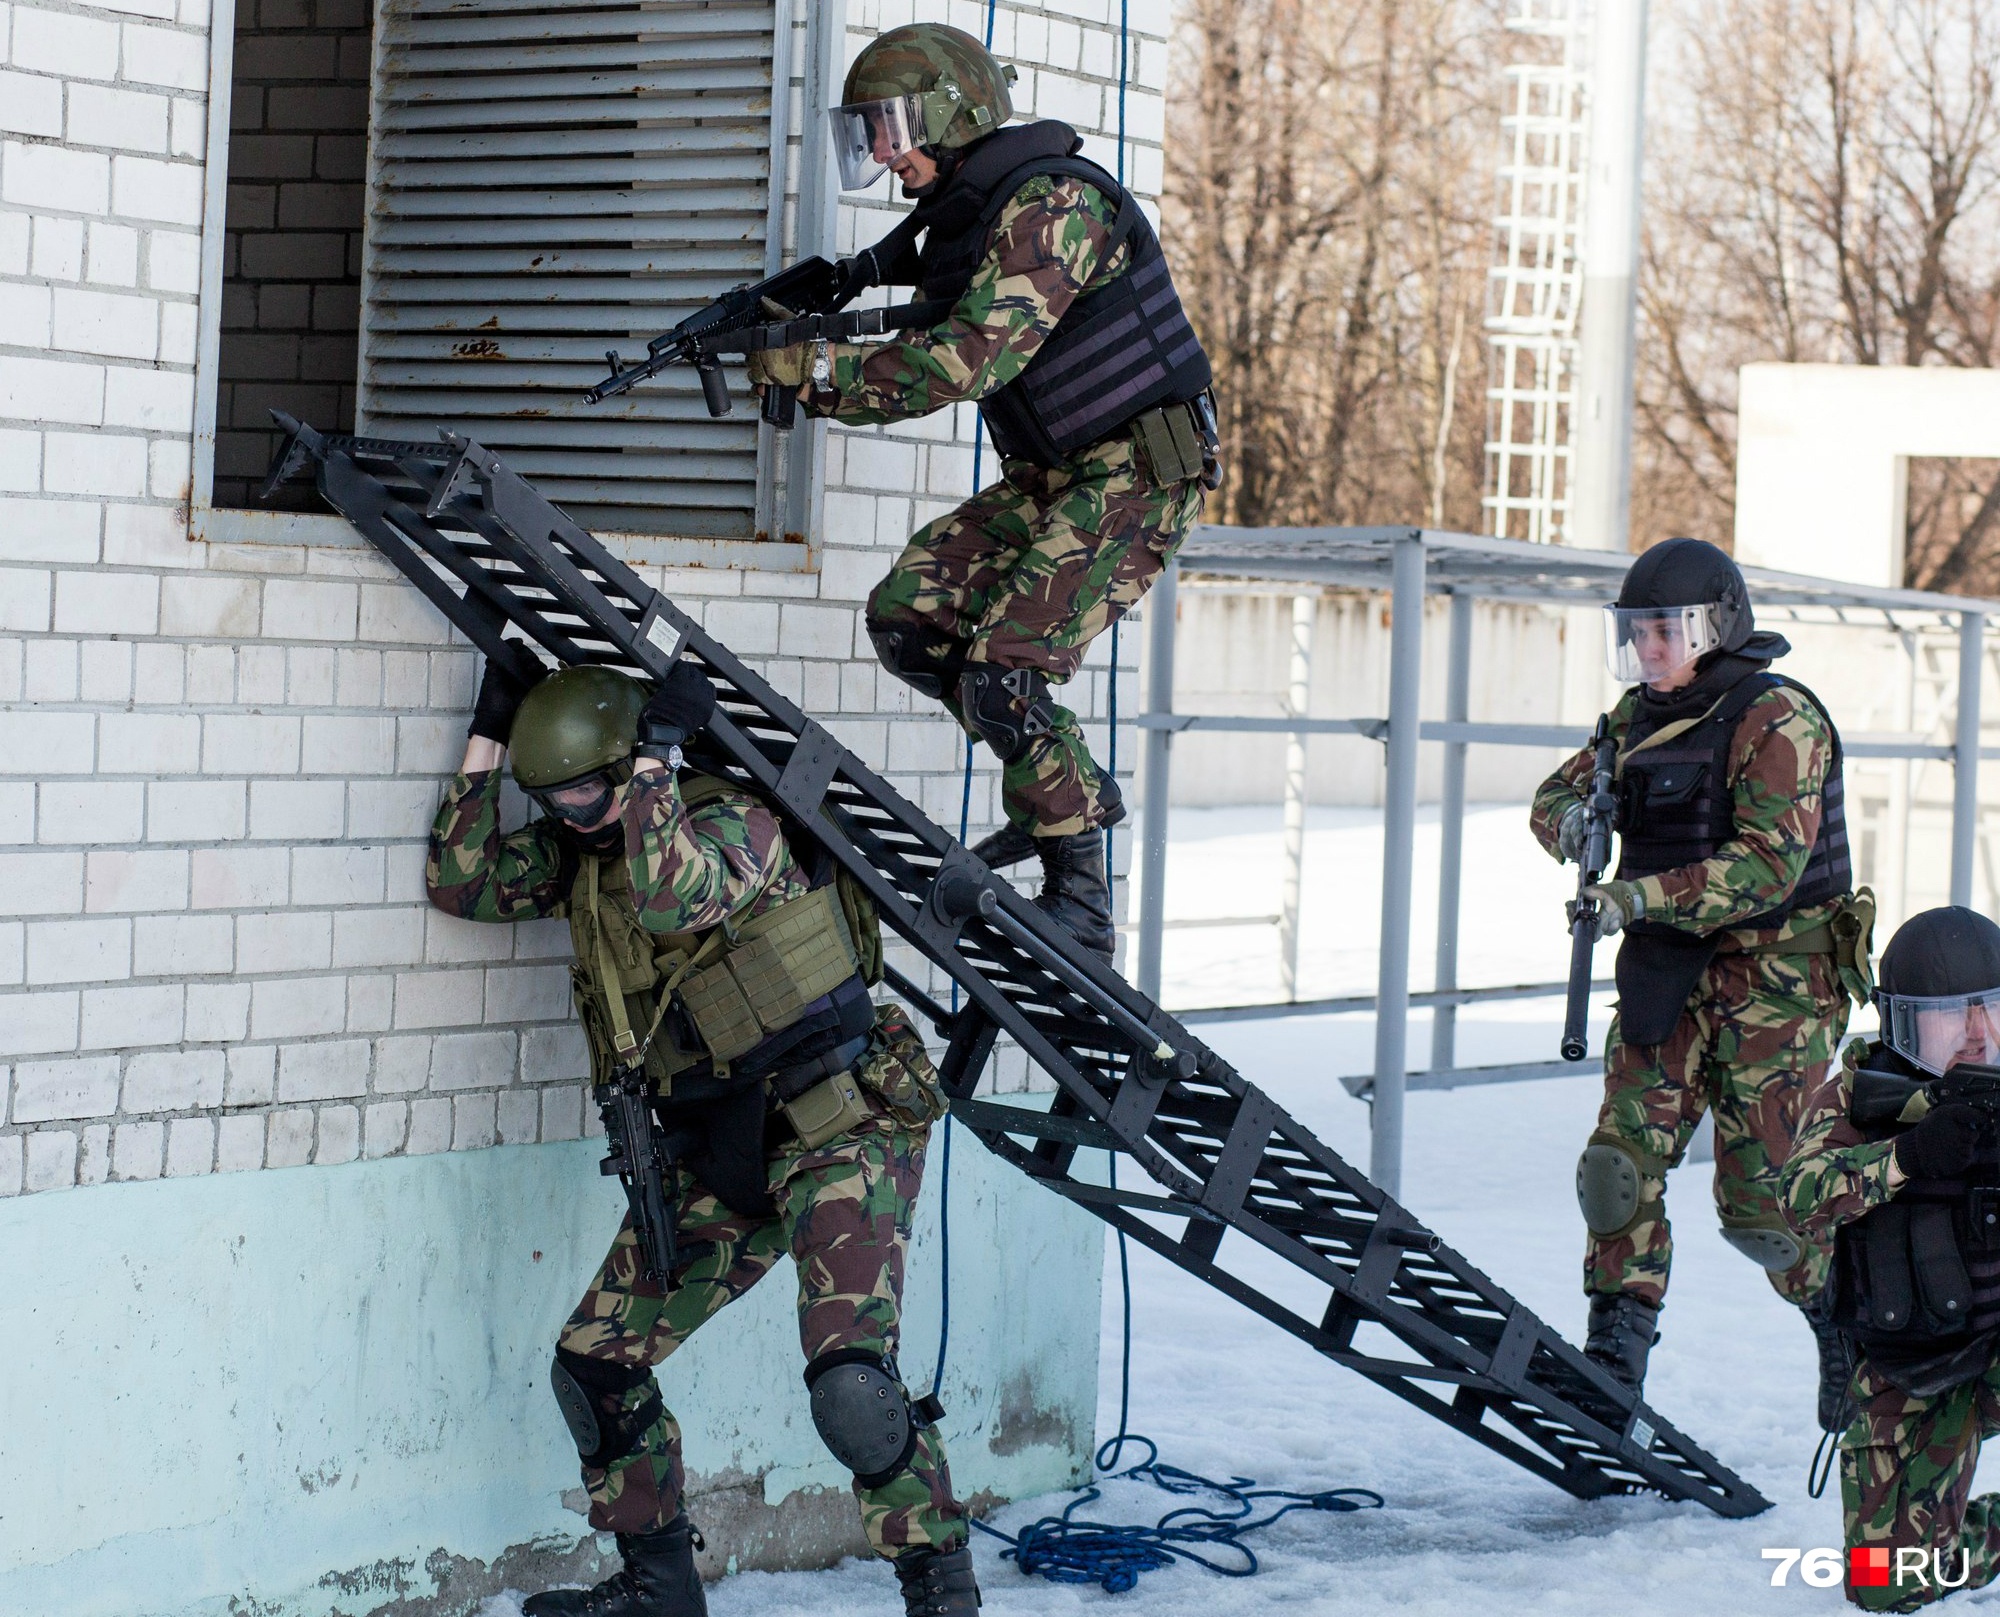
[262,415,1770,1519]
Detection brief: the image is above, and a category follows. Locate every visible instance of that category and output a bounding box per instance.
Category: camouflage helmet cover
[839,24,1016,162]
[508,664,645,790]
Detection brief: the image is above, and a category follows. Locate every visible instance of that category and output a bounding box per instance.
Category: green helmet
[509,665,644,790]
[832,25,1017,189]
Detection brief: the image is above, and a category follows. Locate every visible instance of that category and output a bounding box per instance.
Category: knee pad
[804,1349,929,1488]
[551,1347,664,1470]
[1718,1212,1804,1273]
[867,618,966,701]
[1577,1135,1648,1238]
[957,665,1055,765]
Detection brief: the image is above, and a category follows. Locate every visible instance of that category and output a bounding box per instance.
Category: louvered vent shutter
[361,0,777,539]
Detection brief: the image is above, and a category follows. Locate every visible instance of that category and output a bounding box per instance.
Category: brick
[12,1055,119,1121]
[131,914,231,978]
[159,301,195,364]
[112,1119,163,1180]
[248,778,342,840]
[148,226,200,293]
[102,500,193,566]
[74,1121,110,1186]
[0,69,62,136]
[147,780,246,843]
[163,1116,212,1176]
[0,356,104,425]
[30,214,84,279]
[347,780,436,840]
[393,715,459,775]
[192,846,288,908]
[359,582,452,645]
[23,1130,78,1191]
[0,428,38,492]
[484,964,567,1023]
[372,1034,430,1094]
[9,990,79,1055]
[121,24,206,90]
[302,715,394,776]
[225,1044,275,1106]
[202,713,300,774]
[0,851,83,914]
[80,981,182,1046]
[429,1029,514,1092]
[363,1099,406,1158]
[541,1083,583,1141]
[0,1135,21,1196]
[85,220,139,286]
[44,430,147,496]
[393,967,483,1030]
[185,980,249,1042]
[0,783,31,844]
[705,600,780,654]
[0,280,50,347]
[423,910,513,965]
[292,844,383,906]
[0,214,25,277]
[12,10,120,79]
[100,711,197,774]
[84,849,189,912]
[406,1096,452,1155]
[50,288,157,360]
[275,1037,368,1104]
[54,567,156,633]
[0,569,54,632]
[251,975,345,1039]
[68,82,170,151]
[235,909,331,973]
[77,640,132,703]
[133,646,190,708]
[149,436,190,501]
[36,782,142,845]
[104,365,194,431]
[314,1104,358,1165]
[497,1087,538,1145]
[266,1108,313,1168]
[262,578,357,641]
[452,1091,496,1152]
[25,917,129,984]
[289,646,336,705]
[160,575,259,637]
[522,1023,587,1083]
[216,1113,265,1172]
[122,1048,224,1112]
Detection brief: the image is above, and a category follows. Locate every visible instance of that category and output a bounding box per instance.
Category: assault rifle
[595,1062,678,1284]
[582,253,947,425]
[1561,714,1620,1062]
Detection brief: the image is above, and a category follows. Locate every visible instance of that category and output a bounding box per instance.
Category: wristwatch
[810,337,832,390]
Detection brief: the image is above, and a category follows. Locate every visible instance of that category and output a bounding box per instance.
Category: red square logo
[1851,1547,1891,1587]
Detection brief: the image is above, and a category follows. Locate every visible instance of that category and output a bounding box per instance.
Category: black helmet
[1876,906,2000,1076]
[1604,537,1757,684]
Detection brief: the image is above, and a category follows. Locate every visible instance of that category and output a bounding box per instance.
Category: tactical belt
[1129,393,1219,487]
[1729,921,1837,957]
[768,1034,872,1107]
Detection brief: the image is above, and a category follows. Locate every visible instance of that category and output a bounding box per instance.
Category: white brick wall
[0,0,1167,1192]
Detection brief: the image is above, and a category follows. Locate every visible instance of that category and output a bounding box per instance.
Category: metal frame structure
[263,420,1773,1522]
[1136,524,2000,1197]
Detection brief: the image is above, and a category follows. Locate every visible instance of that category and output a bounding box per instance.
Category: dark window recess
[213,0,371,510]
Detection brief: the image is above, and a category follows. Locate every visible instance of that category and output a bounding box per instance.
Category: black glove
[1895,1101,1987,1181]
[637,661,716,754]
[467,655,538,743]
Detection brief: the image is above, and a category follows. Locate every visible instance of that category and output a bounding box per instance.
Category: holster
[1614,927,1718,1048]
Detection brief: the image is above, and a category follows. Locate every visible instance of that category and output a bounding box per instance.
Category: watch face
[666,744,684,771]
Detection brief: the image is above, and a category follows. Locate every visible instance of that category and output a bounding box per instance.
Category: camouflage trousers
[865,431,1204,837]
[553,1093,964,1559]
[1840,1352,2000,1610]
[1587,948,1848,1309]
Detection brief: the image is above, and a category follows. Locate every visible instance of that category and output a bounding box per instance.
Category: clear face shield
[1603,603,1725,685]
[1880,989,2000,1077]
[830,94,928,190]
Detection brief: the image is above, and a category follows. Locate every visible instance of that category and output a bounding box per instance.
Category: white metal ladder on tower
[1484,0,1590,546]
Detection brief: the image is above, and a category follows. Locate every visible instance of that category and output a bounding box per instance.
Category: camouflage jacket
[1779,1041,1902,1245]
[1528,681,1839,946]
[425,767,809,934]
[818,174,1128,429]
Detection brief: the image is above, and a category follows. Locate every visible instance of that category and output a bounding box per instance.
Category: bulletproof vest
[1608,669,1850,1047]
[879,119,1212,467]
[563,776,877,1097]
[1832,1048,2000,1394]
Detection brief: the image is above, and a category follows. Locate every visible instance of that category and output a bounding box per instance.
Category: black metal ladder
[263,416,1770,1519]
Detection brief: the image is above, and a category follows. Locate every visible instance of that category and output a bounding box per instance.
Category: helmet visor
[528,764,629,829]
[1881,989,2000,1077]
[830,94,926,189]
[1603,603,1724,685]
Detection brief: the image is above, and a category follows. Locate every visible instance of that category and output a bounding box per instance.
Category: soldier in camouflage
[750,22,1217,960]
[1780,907,2000,1611]
[426,656,978,1617]
[1530,539,1870,1404]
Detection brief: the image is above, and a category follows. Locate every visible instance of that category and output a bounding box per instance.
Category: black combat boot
[969,823,1037,869]
[1803,1286,1857,1433]
[1034,830,1115,958]
[894,1543,981,1615]
[1584,1293,1661,1394]
[522,1514,707,1617]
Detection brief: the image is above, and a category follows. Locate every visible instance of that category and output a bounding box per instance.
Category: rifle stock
[1560,715,1620,1062]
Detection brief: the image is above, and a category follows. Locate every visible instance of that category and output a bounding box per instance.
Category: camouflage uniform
[823,174,1206,836]
[1530,681,1851,1308]
[426,766,966,1559]
[1783,1048,2000,1611]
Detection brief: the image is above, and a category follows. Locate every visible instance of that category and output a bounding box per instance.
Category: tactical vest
[869,119,1212,468]
[564,777,878,1097]
[1608,669,1850,1046]
[1833,1049,2000,1395]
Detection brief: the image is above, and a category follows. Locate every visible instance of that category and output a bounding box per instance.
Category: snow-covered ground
[485,806,1995,1615]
